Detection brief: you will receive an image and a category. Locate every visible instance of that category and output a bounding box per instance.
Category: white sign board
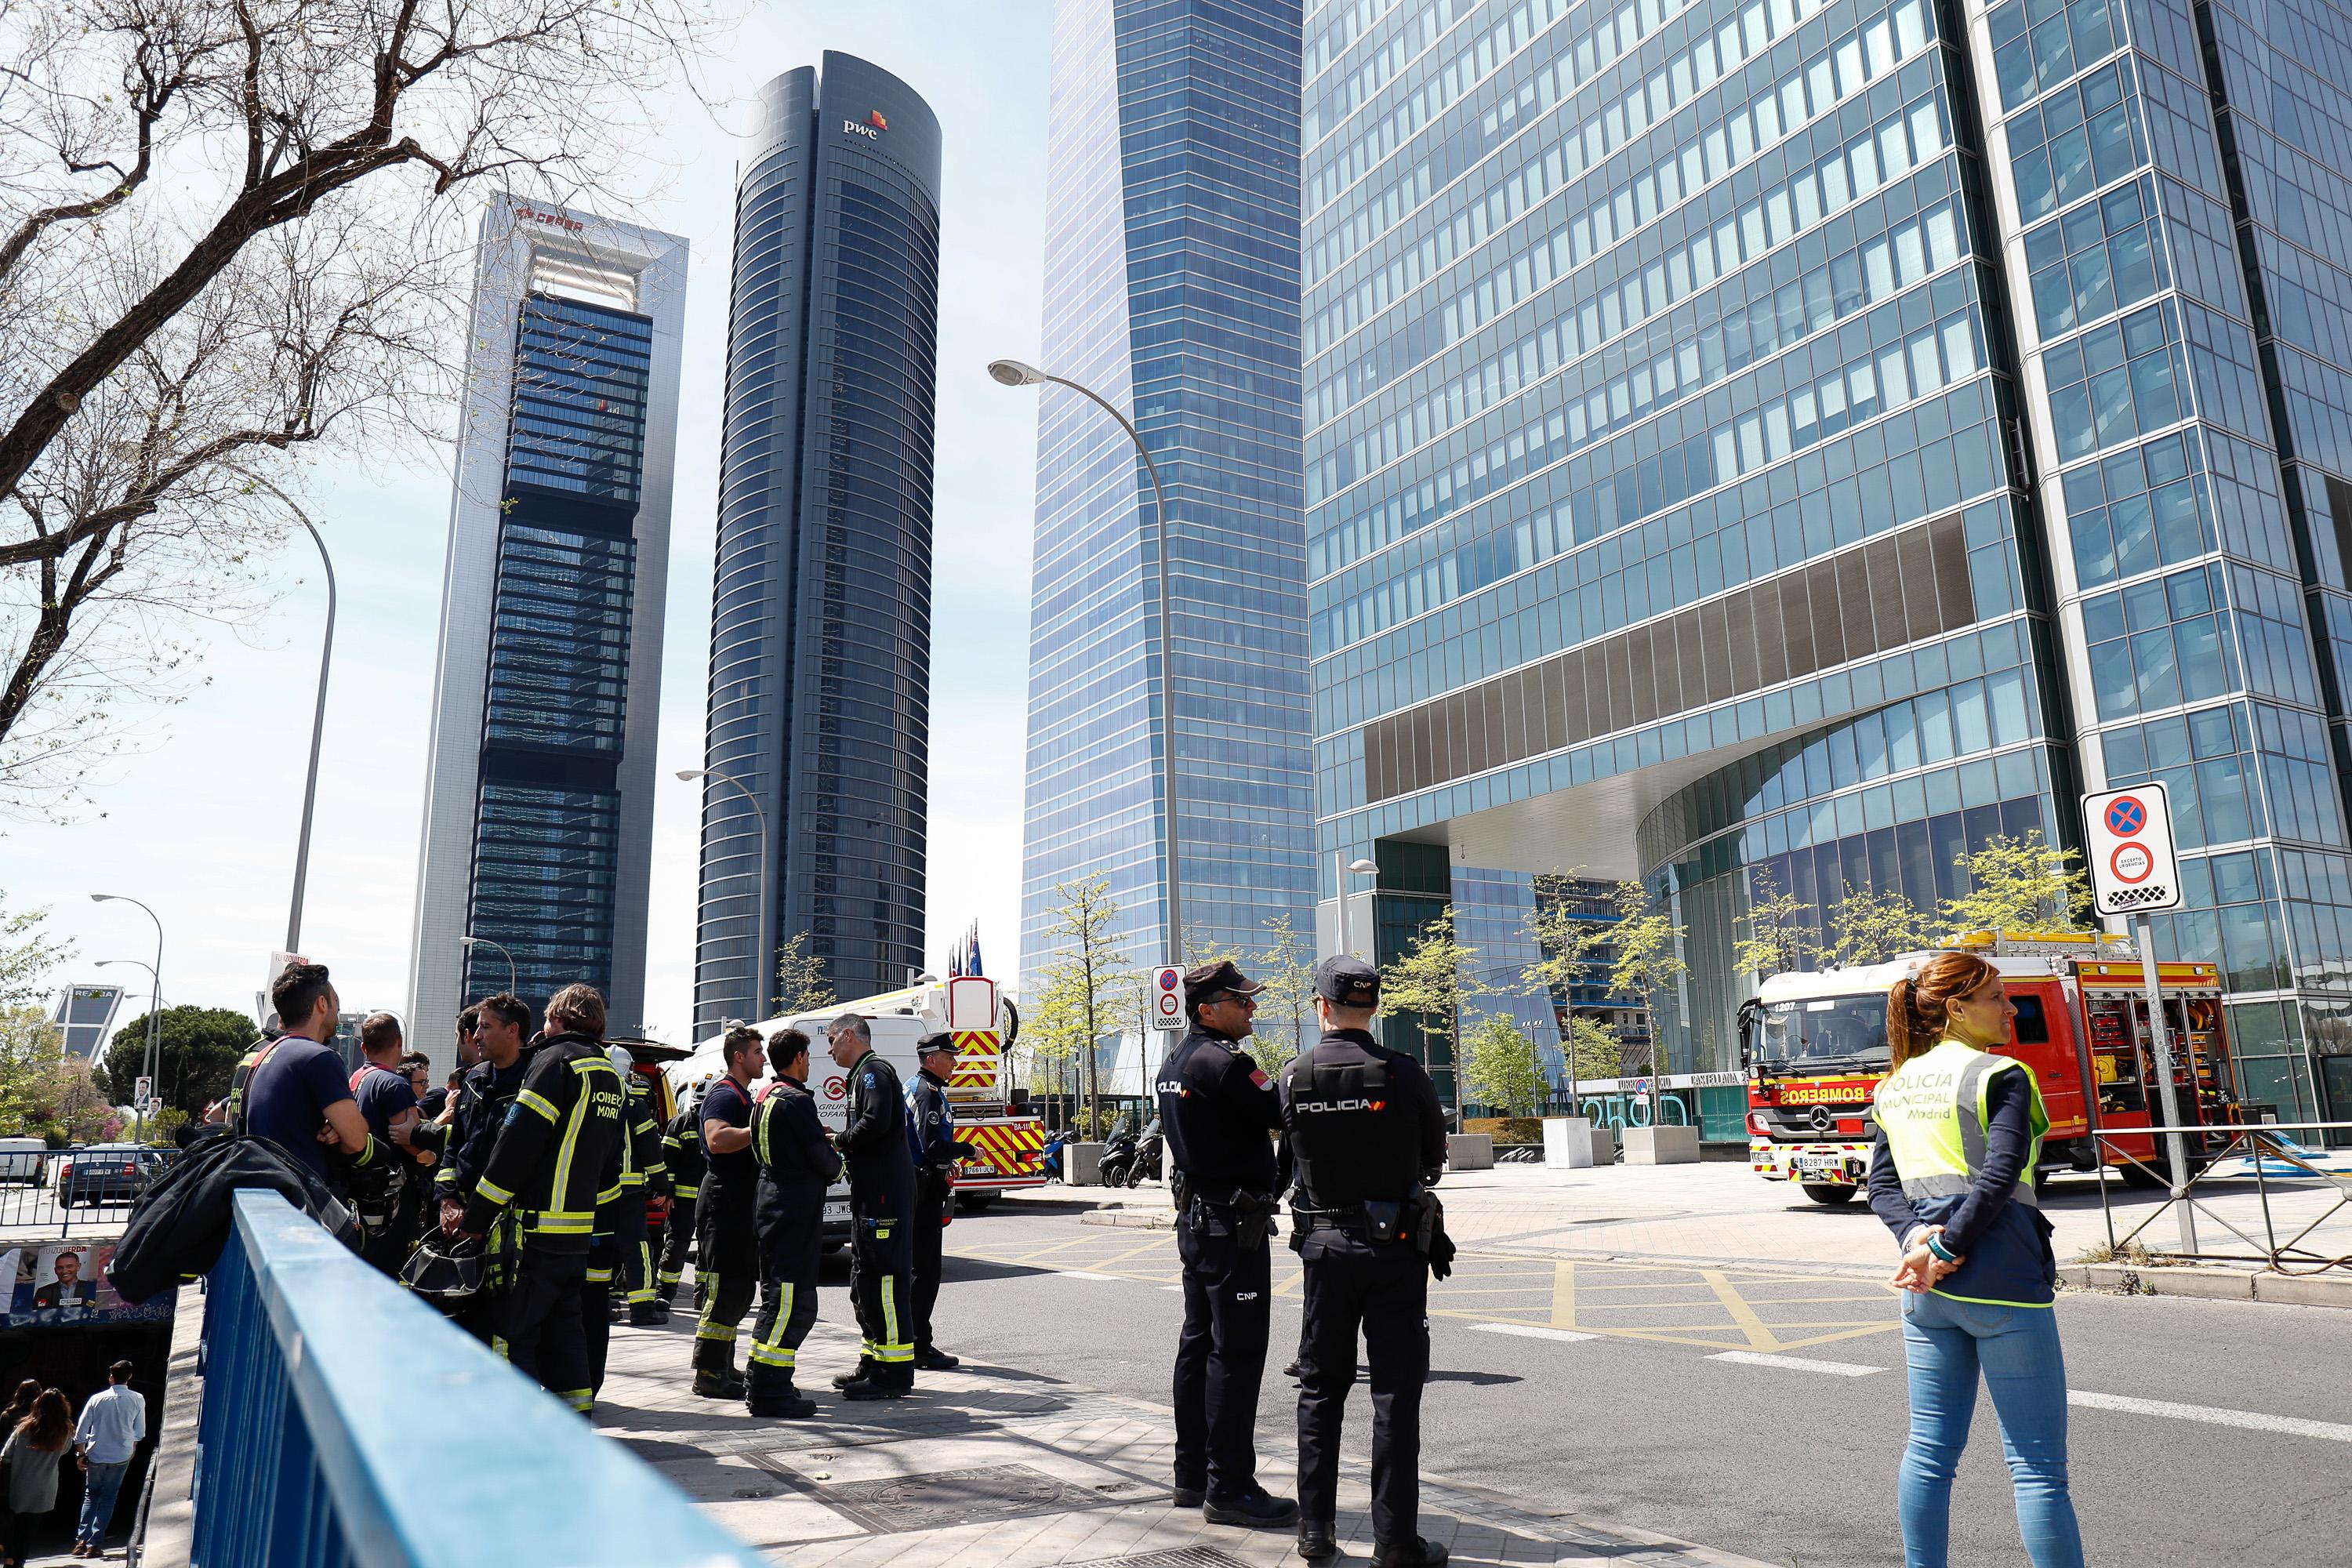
[134,1076,152,1106]
[1149,967,1186,1032]
[2083,782,2182,916]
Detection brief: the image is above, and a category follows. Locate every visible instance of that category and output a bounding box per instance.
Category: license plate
[1794,1155,1847,1180]
[824,1200,849,1222]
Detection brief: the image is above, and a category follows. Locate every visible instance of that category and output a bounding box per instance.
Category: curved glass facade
[693,56,942,1032]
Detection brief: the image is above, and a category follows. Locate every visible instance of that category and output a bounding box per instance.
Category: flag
[967,923,983,979]
[947,944,962,979]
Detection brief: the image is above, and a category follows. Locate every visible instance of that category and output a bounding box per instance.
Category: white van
[0,1138,45,1184]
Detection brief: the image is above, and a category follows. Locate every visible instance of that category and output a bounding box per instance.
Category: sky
[3,2,1055,1044]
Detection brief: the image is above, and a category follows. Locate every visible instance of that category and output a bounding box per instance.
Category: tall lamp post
[90,895,163,1141]
[285,517,337,952]
[679,766,774,1016]
[459,935,517,997]
[93,958,158,1104]
[1337,855,1380,958]
[988,358,1184,965]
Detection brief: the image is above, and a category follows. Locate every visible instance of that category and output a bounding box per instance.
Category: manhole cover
[808,1463,1112,1534]
[1067,1550,1254,1568]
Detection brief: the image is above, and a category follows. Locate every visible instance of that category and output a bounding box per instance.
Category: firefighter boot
[746,1361,818,1420]
[630,1299,670,1327]
[692,1338,746,1400]
[831,1356,876,1390]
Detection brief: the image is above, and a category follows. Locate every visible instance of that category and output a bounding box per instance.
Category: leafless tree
[0,0,717,808]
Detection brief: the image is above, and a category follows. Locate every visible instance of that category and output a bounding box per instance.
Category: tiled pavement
[590,1312,1774,1567]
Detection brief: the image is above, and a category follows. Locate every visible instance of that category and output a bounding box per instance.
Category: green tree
[100,1005,256,1113]
[1250,912,1316,1076]
[0,889,69,1008]
[773,931,836,1017]
[0,1007,118,1145]
[1026,875,1134,1132]
[1824,884,1936,967]
[1561,1014,1625,1097]
[1735,867,1819,980]
[1605,882,1687,1077]
[1379,906,1492,1111]
[1940,829,2094,936]
[1462,1013,1548,1116]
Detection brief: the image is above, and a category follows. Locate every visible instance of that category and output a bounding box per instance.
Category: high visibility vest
[1873,1038,2056,1306]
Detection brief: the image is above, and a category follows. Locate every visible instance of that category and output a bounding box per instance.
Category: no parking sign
[2082,782,2181,916]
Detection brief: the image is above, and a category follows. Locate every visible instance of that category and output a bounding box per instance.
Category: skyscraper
[691,56,942,1034]
[408,197,687,1056]
[1306,0,2352,1131]
[1020,0,1319,1013]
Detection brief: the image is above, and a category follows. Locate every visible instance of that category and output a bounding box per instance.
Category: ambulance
[1737,931,2245,1203]
[667,973,1047,1243]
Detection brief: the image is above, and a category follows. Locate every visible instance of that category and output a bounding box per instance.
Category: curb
[1080,1207,1174,1230]
[2062,1260,2352,1308]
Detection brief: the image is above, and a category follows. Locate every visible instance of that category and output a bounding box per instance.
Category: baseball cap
[1183,960,1265,1002]
[1314,956,1381,1007]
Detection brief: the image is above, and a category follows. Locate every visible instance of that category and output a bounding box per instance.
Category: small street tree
[1461,1013,1548,1116]
[1940,829,2094,936]
[1604,881,1687,1078]
[1379,906,1492,1112]
[1560,1014,1625,1102]
[100,1004,256,1114]
[1028,875,1134,1134]
[1250,912,1316,1075]
[1825,885,1936,968]
[774,931,837,1018]
[1734,867,1819,981]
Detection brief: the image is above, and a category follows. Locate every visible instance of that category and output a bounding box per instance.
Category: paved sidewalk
[592,1312,1775,1567]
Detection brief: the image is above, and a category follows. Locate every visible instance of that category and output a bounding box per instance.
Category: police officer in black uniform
[746,1029,841,1417]
[1281,957,1451,1567]
[1156,959,1298,1528]
[906,1033,977,1371]
[827,1013,918,1399]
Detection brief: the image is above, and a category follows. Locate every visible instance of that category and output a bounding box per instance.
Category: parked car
[0,1137,45,1184]
[54,1145,168,1207]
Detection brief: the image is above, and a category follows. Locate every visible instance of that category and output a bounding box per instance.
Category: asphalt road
[850,1207,2352,1568]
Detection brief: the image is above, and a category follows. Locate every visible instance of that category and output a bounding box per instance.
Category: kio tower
[691,56,942,1033]
[408,196,687,1053]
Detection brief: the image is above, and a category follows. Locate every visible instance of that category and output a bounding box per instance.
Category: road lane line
[1472,1323,1599,1344]
[1055,1270,1127,1282]
[1708,1350,1883,1377]
[2069,1390,2352,1443]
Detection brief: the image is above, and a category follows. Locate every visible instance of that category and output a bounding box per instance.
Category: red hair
[1886,951,1998,1069]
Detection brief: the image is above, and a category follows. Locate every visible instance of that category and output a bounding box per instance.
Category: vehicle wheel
[1800,1183,1859,1206]
[956,1192,996,1214]
[2116,1161,2169,1190]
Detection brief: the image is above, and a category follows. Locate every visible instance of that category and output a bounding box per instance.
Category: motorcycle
[1123,1116,1164,1188]
[1095,1119,1140,1188]
[1040,1129,1072,1184]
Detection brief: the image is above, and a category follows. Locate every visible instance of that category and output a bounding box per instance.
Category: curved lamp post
[285,517,337,952]
[679,766,773,1016]
[459,935,517,997]
[987,358,1183,965]
[90,894,163,1141]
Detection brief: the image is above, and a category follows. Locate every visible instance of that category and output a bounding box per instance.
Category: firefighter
[906,1033,977,1371]
[580,1047,669,1405]
[691,1025,764,1399]
[826,1013,916,1399]
[1156,959,1296,1527]
[746,1029,841,1417]
[659,1080,709,1305]
[615,1057,668,1326]
[457,984,626,1416]
[1281,957,1451,1568]
[434,993,537,1341]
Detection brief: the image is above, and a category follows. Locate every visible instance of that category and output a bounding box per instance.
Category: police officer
[1281,957,1450,1568]
[1156,960,1297,1527]
[826,1014,917,1399]
[659,1080,708,1305]
[457,983,626,1416]
[434,993,537,1341]
[746,1029,841,1417]
[691,1025,764,1398]
[906,1033,975,1372]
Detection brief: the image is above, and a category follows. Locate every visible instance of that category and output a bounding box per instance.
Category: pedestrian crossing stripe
[948,1029,1000,1091]
[960,1121,1047,1176]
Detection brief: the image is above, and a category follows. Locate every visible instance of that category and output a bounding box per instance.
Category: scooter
[1123,1116,1164,1188]
[1096,1120,1141,1187]
[1040,1130,1072,1184]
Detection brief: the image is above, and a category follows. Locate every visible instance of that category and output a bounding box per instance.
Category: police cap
[1314,956,1381,1007]
[1183,960,1265,1004]
[916,1031,957,1060]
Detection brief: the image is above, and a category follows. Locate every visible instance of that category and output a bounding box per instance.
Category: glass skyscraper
[691,56,942,1034]
[409,198,687,1057]
[1306,0,2352,1132]
[1022,0,1319,1022]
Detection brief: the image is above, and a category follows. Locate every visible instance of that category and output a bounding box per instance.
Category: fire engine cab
[1737,932,2243,1204]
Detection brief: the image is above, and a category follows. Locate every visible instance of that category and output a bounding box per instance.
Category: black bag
[108,1132,361,1302]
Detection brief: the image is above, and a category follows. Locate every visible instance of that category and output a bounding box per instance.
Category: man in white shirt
[71,1360,145,1557]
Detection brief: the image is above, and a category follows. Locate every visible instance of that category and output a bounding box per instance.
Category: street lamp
[90,895,162,1141]
[1338,855,1379,959]
[679,766,774,1016]
[459,935,517,996]
[988,357,1184,965]
[285,517,337,953]
[93,959,158,1103]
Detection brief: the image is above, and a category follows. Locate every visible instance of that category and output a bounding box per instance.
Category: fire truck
[669,973,1047,1240]
[1737,932,2244,1204]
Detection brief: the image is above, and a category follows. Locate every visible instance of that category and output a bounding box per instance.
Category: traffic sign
[1149,966,1186,1032]
[2083,782,2181,916]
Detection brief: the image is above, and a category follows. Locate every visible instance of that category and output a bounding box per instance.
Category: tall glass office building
[409,197,687,1058]
[1022,0,1319,1022]
[691,56,942,1034]
[1306,0,2352,1131]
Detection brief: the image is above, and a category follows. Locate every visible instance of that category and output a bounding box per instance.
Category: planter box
[1068,1142,1106,1186]
[1544,1116,1597,1169]
[1621,1125,1700,1165]
[1446,1133,1495,1171]
[1461,1116,1543,1146]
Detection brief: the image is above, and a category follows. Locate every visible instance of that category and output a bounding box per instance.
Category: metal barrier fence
[2092,1120,2352,1275]
[0,1145,180,1237]
[192,1189,765,1567]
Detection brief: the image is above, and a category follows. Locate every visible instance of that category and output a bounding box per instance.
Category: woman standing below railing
[1866,949,2085,1568]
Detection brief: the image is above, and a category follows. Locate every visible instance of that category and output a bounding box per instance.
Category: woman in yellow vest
[1867,950,2082,1568]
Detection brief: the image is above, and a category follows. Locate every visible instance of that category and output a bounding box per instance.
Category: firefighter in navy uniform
[434,993,537,1341]
[579,1047,669,1406]
[457,984,627,1416]
[906,1033,978,1371]
[613,1058,669,1326]
[826,1014,918,1399]
[1280,957,1453,1568]
[1156,960,1298,1529]
[691,1026,764,1399]
[746,1029,841,1417]
[658,1084,708,1305]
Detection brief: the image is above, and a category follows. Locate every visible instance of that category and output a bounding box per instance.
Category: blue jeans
[77,1459,129,1546]
[1898,1292,2085,1568]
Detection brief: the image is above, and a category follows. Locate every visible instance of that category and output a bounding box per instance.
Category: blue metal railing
[192,1190,766,1566]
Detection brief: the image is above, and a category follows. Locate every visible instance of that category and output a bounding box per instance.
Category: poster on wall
[0,1242,174,1328]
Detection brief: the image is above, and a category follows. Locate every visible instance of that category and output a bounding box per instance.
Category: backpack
[108,1132,361,1303]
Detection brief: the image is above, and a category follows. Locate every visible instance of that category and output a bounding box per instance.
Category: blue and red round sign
[2104,795,2147,837]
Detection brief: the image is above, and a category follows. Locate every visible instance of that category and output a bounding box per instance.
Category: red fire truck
[1737,932,2244,1204]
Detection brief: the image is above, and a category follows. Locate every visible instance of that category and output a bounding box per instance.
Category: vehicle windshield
[1755,995,1892,1073]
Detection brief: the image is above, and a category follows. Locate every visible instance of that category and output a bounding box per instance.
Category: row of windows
[1987,0,2120,114]
[2027,176,2165,340]
[2005,57,2142,226]
[2063,430,2210,590]
[2100,699,2343,851]
[482,525,637,753]
[2045,301,2185,466]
